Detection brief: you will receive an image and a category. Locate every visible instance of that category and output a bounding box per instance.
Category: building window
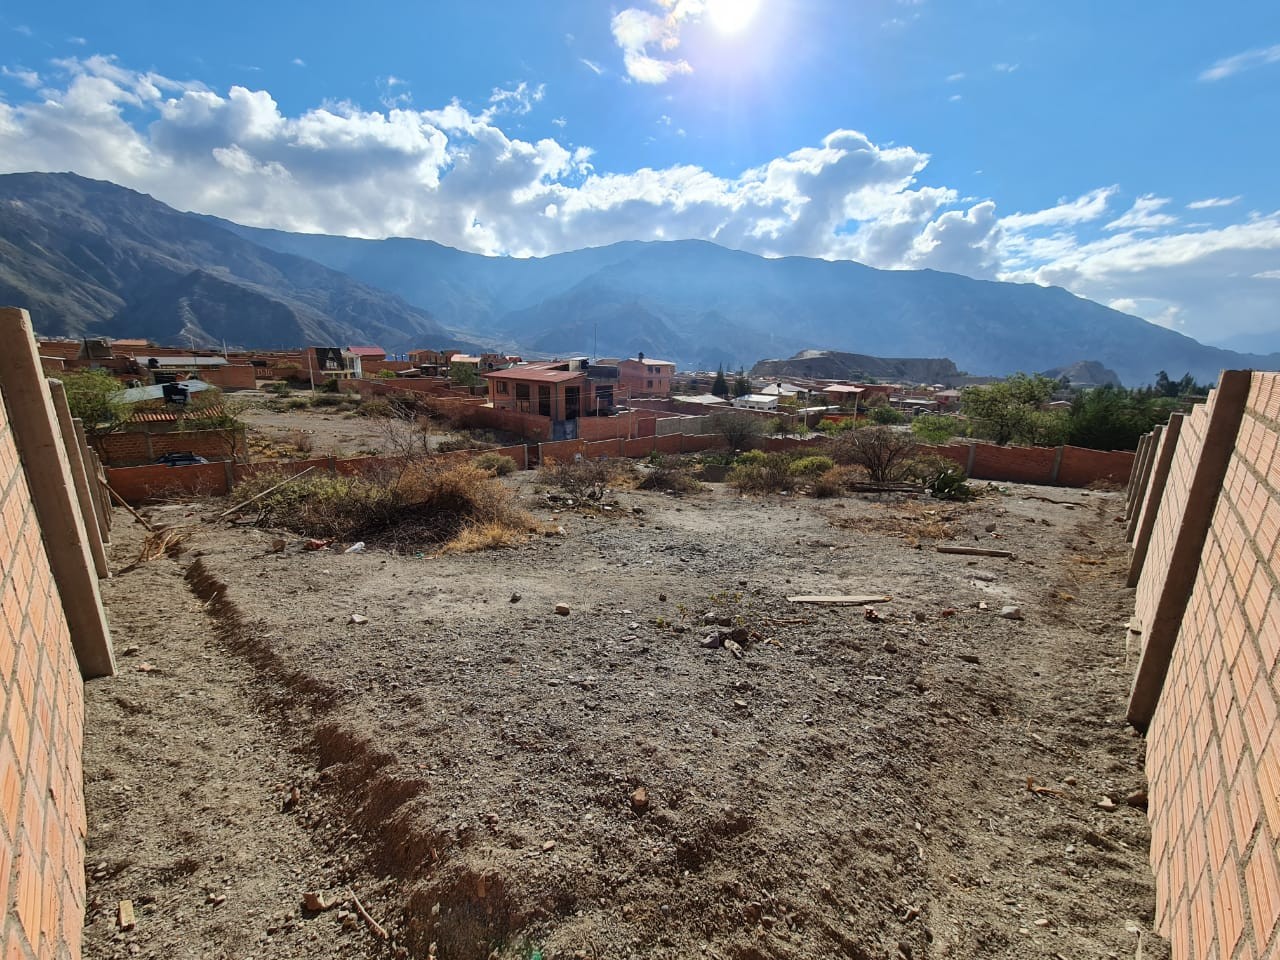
[497,381,509,395]
[646,379,654,389]
[515,383,530,401]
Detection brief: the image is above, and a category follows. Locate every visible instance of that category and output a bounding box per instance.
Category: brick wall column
[0,307,114,679]
[1125,431,1154,525]
[74,421,111,546]
[1128,371,1250,730]
[47,381,109,580]
[1128,419,1181,581]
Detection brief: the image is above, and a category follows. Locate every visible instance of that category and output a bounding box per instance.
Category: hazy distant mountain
[219,220,1274,386]
[752,351,963,385]
[1209,331,1280,357]
[1040,361,1122,388]
[2,172,1275,385]
[0,173,474,352]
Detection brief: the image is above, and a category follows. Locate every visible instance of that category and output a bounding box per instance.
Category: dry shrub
[236,460,535,549]
[830,427,919,484]
[472,452,518,476]
[540,457,637,499]
[808,465,861,498]
[637,457,703,494]
[836,498,972,545]
[287,430,314,454]
[728,451,796,494]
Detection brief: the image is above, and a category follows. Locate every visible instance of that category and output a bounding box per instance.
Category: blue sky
[2,0,1279,350]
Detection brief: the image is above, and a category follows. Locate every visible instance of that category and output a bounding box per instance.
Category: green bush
[734,449,769,466]
[869,405,906,425]
[788,455,835,478]
[312,393,347,407]
[911,414,961,444]
[263,381,292,397]
[728,451,796,494]
[473,452,518,476]
[285,397,311,410]
[923,464,975,501]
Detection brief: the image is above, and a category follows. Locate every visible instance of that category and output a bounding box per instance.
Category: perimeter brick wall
[1132,372,1280,959]
[0,376,88,960]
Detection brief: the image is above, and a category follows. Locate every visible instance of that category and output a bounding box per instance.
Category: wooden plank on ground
[935,545,1014,558]
[787,595,891,605]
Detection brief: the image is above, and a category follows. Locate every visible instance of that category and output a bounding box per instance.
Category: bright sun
[705,0,763,35]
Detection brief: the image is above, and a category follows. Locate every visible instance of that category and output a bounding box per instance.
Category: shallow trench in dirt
[85,478,1168,960]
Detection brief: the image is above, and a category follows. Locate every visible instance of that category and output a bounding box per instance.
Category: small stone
[555,604,571,616]
[349,614,369,625]
[1096,796,1117,811]
[302,891,332,912]
[1125,789,1149,809]
[733,699,748,709]
[542,840,557,852]
[207,893,226,906]
[1063,776,1077,786]
[984,523,997,533]
[1033,918,1050,927]
[958,653,980,664]
[658,593,667,602]
[700,635,722,649]
[631,786,650,814]
[509,593,521,603]
[882,641,898,654]
[997,606,1023,620]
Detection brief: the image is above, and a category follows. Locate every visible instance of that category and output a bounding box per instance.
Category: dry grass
[235,459,536,550]
[833,498,974,546]
[441,519,533,554]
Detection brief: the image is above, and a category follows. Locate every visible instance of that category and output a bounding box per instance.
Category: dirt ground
[233,388,475,459]
[84,472,1170,960]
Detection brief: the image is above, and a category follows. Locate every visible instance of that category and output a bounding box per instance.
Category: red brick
[15,840,41,946]
[1215,864,1246,956]
[1231,769,1262,851]
[1244,831,1280,951]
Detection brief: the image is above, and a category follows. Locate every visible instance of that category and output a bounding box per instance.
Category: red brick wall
[1058,444,1136,487]
[969,442,1058,484]
[94,428,246,467]
[1138,374,1280,959]
[0,381,87,960]
[105,461,230,502]
[198,364,257,390]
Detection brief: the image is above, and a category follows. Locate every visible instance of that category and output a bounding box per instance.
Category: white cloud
[946,72,965,82]
[579,58,604,75]
[999,186,1117,231]
[1,54,1277,347]
[1199,43,1280,82]
[68,36,87,46]
[1,66,40,89]
[291,58,306,67]
[993,62,1019,73]
[1105,194,1178,232]
[1187,195,1241,209]
[611,6,696,84]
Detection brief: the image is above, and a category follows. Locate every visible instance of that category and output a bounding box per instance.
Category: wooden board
[786,595,891,605]
[935,545,1014,558]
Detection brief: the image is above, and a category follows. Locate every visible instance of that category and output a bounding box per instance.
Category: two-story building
[484,358,624,423]
[616,354,675,398]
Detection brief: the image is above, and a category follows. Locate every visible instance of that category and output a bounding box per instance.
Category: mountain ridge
[1,172,1275,386]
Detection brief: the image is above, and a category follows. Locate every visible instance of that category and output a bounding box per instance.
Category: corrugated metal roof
[126,404,226,424]
[484,366,584,384]
[346,346,386,357]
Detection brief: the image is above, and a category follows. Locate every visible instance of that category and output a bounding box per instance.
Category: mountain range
[1,171,1274,386]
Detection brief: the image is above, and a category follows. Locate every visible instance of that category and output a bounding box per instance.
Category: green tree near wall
[711,366,730,398]
[732,370,751,397]
[62,370,129,438]
[961,373,1065,446]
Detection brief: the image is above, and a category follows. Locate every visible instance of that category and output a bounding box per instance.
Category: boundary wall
[0,307,115,960]
[1123,371,1280,959]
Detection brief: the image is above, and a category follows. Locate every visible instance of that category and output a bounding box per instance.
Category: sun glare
[705,0,763,35]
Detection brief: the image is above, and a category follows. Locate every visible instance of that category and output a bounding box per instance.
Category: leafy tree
[869,405,906,426]
[1067,385,1161,451]
[732,369,751,398]
[62,370,129,438]
[711,412,763,450]
[911,414,961,444]
[450,364,480,387]
[711,365,730,398]
[960,373,1059,445]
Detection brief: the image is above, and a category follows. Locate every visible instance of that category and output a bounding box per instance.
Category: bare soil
[84,474,1169,960]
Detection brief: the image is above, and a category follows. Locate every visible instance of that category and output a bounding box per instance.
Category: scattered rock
[509,593,521,603]
[957,654,980,665]
[882,640,898,654]
[1096,796,1118,811]
[302,891,334,912]
[1125,789,1148,810]
[630,786,650,814]
[541,840,557,852]
[554,604,571,616]
[349,614,369,625]
[997,606,1023,620]
[984,523,997,533]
